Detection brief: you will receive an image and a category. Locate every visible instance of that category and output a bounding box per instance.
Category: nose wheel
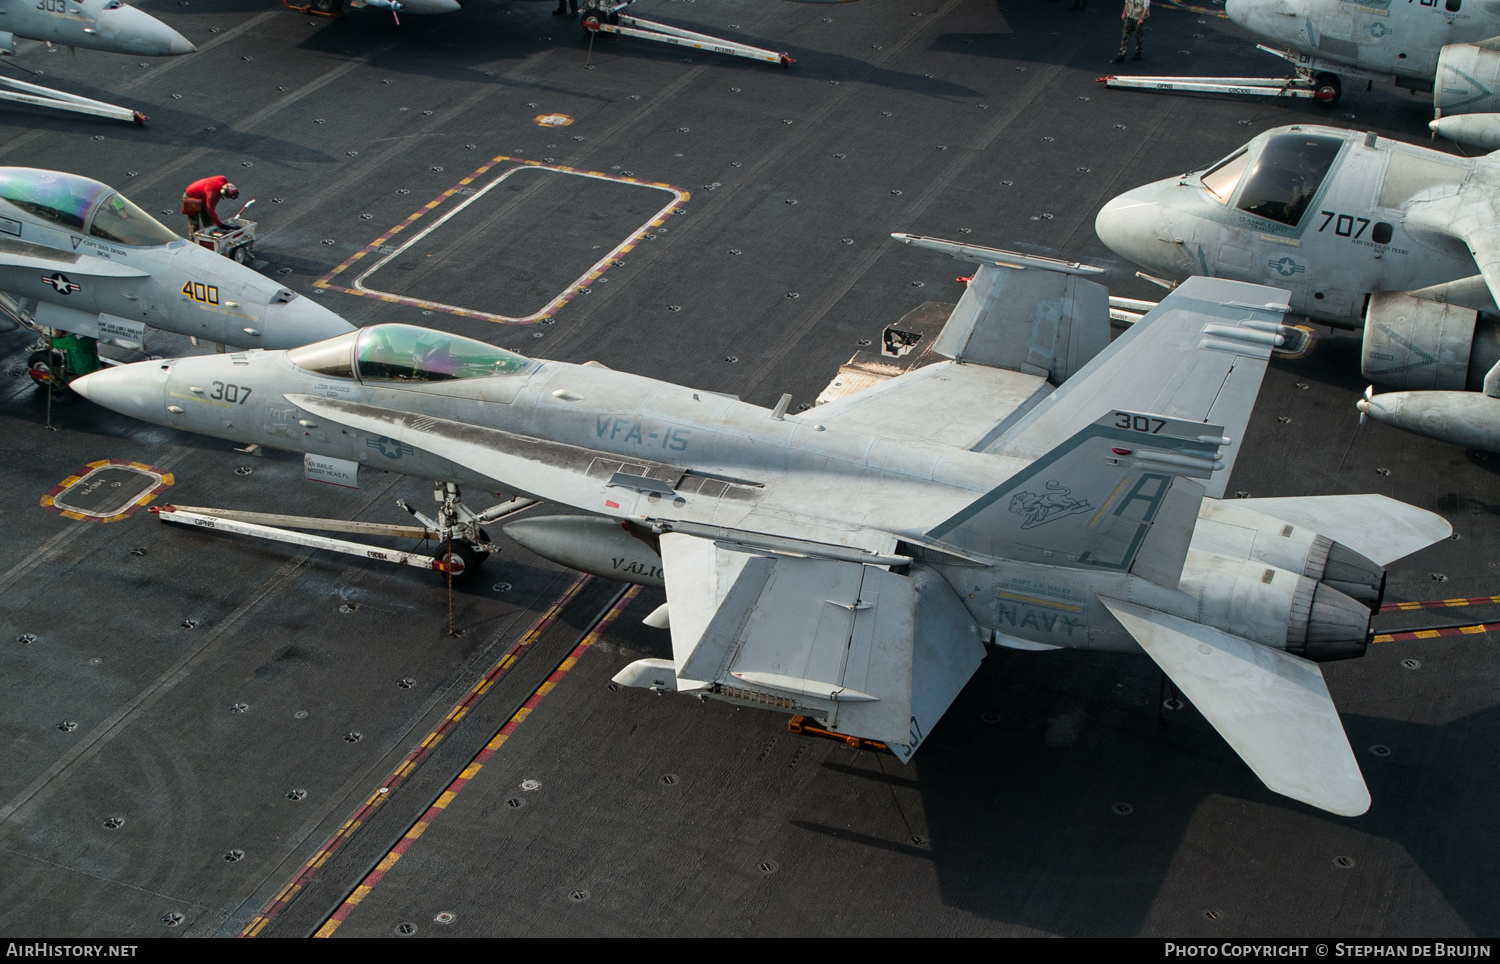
[1312,72,1342,106]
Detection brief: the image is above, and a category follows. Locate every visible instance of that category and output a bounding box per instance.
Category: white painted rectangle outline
[351,165,685,324]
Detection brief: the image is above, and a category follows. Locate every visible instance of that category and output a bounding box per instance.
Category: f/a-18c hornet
[0,0,193,122]
[0,167,354,387]
[1096,124,1500,450]
[0,0,193,56]
[1224,0,1500,146]
[70,249,1450,817]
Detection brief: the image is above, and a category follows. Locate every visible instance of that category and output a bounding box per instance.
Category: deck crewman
[182,176,239,236]
[1113,0,1149,63]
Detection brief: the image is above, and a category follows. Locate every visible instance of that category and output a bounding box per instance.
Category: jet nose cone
[1095,188,1168,271]
[102,7,195,56]
[258,296,356,351]
[71,359,169,421]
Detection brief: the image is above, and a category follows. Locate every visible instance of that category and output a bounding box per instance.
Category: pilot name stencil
[1009,481,1092,529]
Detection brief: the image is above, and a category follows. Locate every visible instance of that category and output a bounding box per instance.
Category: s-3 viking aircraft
[0,167,355,386]
[1096,124,1500,450]
[1105,0,1500,147]
[1224,0,1500,146]
[70,251,1450,816]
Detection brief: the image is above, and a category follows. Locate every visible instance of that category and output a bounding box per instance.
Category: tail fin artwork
[925,410,1224,575]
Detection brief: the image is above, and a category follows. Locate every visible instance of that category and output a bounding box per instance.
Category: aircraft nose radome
[70,361,166,420]
[103,7,195,56]
[1094,191,1166,270]
[259,297,356,351]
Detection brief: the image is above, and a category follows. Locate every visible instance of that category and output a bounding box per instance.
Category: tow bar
[1099,45,1374,106]
[581,0,793,67]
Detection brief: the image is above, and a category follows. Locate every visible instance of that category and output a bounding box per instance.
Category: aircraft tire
[1312,72,1341,107]
[231,245,252,265]
[26,349,70,394]
[436,541,484,583]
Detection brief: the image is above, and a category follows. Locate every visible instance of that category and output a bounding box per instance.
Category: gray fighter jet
[0,167,355,386]
[1224,0,1500,145]
[0,0,194,57]
[69,258,1451,816]
[0,0,193,122]
[1096,124,1500,450]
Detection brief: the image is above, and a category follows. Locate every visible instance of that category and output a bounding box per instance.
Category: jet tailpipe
[1305,537,1385,609]
[1285,581,1369,662]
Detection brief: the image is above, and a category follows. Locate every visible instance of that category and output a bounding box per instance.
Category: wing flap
[644,534,986,757]
[1102,597,1370,816]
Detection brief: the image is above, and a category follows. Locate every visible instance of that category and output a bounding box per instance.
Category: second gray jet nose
[71,358,171,422]
[257,296,357,351]
[97,5,196,56]
[1094,187,1169,273]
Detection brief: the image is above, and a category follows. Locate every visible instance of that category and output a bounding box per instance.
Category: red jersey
[183,175,230,226]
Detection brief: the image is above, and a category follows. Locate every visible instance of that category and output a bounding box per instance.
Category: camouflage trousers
[1119,17,1144,57]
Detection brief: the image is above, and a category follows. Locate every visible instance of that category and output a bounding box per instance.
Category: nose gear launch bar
[581,0,793,67]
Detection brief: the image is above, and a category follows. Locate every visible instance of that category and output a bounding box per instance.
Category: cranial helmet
[221,183,240,199]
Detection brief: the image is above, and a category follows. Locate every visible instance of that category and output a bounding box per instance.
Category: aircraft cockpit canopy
[1199,132,1344,227]
[287,325,534,383]
[0,168,177,247]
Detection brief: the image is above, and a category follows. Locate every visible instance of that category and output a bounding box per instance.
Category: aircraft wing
[804,257,1105,450]
[1405,190,1500,331]
[1102,597,1370,816]
[645,533,987,760]
[982,277,1292,498]
[0,237,150,279]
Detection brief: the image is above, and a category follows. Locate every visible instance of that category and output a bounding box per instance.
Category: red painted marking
[240,573,593,937]
[1380,595,1500,613]
[1373,622,1500,643]
[313,585,641,937]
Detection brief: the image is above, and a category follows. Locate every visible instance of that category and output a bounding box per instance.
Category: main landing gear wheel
[1312,72,1342,107]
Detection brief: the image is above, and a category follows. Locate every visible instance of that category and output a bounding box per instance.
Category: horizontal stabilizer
[1239,495,1452,566]
[1102,598,1370,816]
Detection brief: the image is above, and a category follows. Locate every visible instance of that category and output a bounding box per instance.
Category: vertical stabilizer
[926,411,1226,569]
